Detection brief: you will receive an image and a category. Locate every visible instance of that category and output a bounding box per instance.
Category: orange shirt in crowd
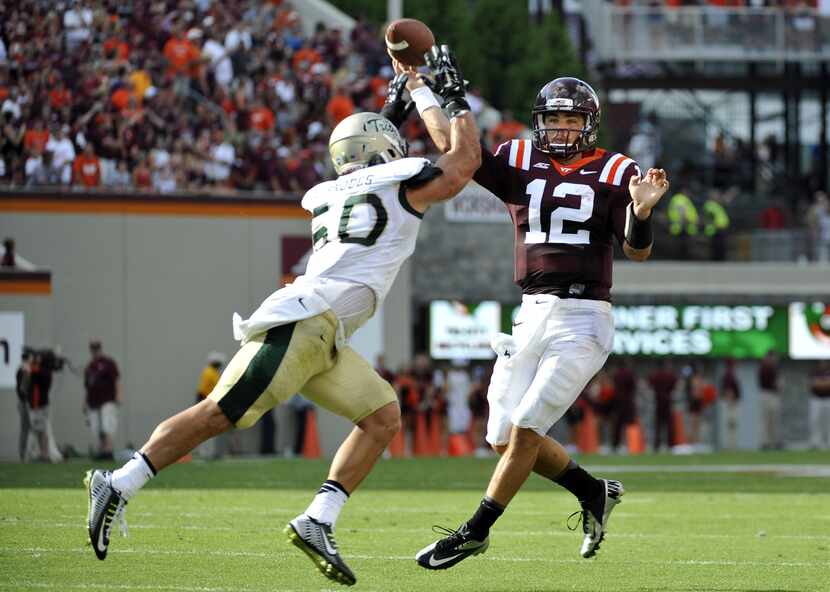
[129,70,152,104]
[49,88,72,110]
[111,88,131,112]
[369,76,387,111]
[73,154,102,187]
[163,37,200,77]
[249,106,275,131]
[24,128,50,153]
[490,120,527,148]
[292,47,321,72]
[326,93,354,126]
[103,37,130,61]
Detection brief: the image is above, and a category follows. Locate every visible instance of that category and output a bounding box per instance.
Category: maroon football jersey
[474,139,641,301]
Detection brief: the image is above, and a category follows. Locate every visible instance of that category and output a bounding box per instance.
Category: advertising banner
[0,311,24,388]
[788,302,830,360]
[430,301,500,360]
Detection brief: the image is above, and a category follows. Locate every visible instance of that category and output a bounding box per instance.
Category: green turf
[1,452,829,591]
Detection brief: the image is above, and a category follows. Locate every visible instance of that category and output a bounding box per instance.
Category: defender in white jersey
[84,46,480,588]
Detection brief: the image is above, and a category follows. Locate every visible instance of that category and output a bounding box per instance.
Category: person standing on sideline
[610,359,639,453]
[720,358,741,450]
[288,394,315,457]
[408,62,670,568]
[648,359,678,452]
[195,352,228,459]
[16,350,33,461]
[84,340,121,460]
[808,360,830,450]
[757,350,781,449]
[84,46,481,588]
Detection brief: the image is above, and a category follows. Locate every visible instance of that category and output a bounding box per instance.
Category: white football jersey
[299,157,433,303]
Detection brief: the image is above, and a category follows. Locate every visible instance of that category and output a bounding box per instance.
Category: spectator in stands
[73,143,102,188]
[325,84,355,127]
[26,150,61,187]
[667,189,699,258]
[45,124,76,185]
[84,340,121,461]
[648,358,678,451]
[809,360,830,450]
[702,189,731,260]
[489,111,527,149]
[806,191,830,262]
[721,358,741,450]
[757,349,781,449]
[760,200,788,230]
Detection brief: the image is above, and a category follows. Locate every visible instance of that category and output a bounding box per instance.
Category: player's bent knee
[359,401,401,444]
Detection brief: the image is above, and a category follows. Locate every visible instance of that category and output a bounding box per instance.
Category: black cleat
[84,469,128,560]
[285,514,356,586]
[571,478,624,558]
[415,523,490,570]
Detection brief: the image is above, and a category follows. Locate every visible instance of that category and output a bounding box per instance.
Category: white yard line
[3,547,827,569]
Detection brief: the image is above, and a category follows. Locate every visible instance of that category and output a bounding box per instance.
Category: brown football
[385,18,435,66]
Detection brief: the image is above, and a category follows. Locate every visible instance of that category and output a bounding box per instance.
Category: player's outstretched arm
[406,112,481,213]
[623,167,670,261]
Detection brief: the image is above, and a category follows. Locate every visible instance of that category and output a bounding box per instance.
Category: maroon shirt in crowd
[85,356,120,408]
[758,357,778,392]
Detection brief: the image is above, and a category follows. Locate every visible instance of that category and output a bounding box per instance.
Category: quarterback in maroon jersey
[403,53,670,571]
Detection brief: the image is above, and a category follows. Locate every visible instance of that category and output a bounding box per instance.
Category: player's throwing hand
[629,168,670,218]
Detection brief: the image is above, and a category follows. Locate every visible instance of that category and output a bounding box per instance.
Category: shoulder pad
[369,157,433,185]
[598,152,641,187]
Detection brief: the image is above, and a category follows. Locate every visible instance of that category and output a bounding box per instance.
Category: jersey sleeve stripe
[508,140,519,167]
[611,158,634,186]
[515,140,526,171]
[520,140,531,170]
[599,153,625,183]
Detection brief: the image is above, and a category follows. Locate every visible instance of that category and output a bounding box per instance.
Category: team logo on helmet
[329,113,408,175]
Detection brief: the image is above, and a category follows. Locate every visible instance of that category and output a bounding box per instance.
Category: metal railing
[583,2,830,64]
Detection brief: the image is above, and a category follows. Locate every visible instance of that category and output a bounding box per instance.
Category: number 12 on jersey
[525,180,594,245]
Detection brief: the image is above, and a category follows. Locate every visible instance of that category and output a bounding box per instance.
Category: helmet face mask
[531,78,600,160]
[329,113,408,175]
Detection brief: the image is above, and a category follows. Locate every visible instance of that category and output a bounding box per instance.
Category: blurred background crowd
[1,0,829,261]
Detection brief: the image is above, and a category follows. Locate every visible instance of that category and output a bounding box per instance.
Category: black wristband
[625,202,653,249]
[444,97,470,119]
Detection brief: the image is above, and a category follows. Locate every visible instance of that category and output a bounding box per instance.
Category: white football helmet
[328,112,408,175]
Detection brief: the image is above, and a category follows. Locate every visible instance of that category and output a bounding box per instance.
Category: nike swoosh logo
[579,170,597,175]
[428,552,464,567]
[298,298,308,311]
[512,321,523,327]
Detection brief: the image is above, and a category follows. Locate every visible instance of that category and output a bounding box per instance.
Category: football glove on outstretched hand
[379,72,415,127]
[424,44,470,119]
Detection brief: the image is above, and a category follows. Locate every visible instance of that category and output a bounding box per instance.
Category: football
[385,18,435,66]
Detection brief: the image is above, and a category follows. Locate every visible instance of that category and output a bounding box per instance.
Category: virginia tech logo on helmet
[546,98,574,109]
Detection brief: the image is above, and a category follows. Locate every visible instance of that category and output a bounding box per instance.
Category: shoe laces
[566,510,590,535]
[432,524,471,553]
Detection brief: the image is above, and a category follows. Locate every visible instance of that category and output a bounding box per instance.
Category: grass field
[1,451,829,592]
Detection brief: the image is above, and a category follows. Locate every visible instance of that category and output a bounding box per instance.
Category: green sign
[612,305,788,358]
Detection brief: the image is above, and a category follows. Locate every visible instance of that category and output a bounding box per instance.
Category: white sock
[111,452,156,500]
[304,480,349,527]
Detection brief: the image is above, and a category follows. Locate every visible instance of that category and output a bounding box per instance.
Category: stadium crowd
[0,0,443,194]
